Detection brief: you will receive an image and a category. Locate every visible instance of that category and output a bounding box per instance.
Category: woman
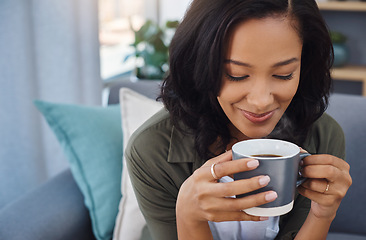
[125,0,352,239]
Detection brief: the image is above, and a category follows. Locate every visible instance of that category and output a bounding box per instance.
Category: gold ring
[210,163,219,180]
[324,182,330,194]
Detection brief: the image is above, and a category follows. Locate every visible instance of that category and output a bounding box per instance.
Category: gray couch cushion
[327,232,366,240]
[326,94,366,236]
[0,169,95,240]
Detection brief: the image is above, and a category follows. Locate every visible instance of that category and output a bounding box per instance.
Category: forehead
[226,14,301,42]
[225,16,302,63]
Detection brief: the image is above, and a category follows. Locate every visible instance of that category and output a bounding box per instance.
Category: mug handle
[296,153,311,187]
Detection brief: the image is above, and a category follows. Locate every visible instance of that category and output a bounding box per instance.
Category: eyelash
[274,73,294,80]
[225,73,294,81]
[225,73,249,81]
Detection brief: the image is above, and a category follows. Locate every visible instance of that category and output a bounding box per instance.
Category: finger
[297,185,337,207]
[302,154,350,171]
[215,175,270,197]
[301,178,329,194]
[205,210,269,222]
[198,151,236,181]
[211,158,259,180]
[301,164,341,182]
[235,190,278,211]
[207,190,278,212]
[202,150,233,168]
[299,147,309,153]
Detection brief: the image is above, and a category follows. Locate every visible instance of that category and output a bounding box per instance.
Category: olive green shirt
[126,109,345,240]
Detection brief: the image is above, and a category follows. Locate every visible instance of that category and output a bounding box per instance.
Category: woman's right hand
[176,150,278,239]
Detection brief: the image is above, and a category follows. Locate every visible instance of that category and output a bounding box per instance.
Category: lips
[240,109,275,123]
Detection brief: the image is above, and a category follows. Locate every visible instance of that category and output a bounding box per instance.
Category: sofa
[0,79,365,240]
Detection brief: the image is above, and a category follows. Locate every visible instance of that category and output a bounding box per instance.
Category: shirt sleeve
[275,113,346,240]
[125,128,180,240]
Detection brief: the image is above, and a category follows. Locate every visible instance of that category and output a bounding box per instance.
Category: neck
[228,123,251,142]
[210,124,251,155]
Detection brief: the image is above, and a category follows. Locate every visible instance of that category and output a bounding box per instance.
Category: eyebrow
[224,57,299,68]
[224,59,252,67]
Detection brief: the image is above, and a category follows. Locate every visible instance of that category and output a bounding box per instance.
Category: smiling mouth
[240,109,275,123]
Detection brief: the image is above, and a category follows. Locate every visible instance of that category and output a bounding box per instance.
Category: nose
[246,80,274,111]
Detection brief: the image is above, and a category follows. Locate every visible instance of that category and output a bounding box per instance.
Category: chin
[244,123,278,138]
[245,130,273,139]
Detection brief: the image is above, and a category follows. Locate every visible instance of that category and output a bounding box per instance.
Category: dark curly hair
[160,0,333,160]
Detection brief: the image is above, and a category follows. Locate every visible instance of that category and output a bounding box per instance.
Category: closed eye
[273,73,294,80]
[225,73,249,82]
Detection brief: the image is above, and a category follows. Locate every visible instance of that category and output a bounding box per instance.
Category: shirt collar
[167,125,205,169]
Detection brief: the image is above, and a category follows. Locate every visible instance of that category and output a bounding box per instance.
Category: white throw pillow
[113,88,163,240]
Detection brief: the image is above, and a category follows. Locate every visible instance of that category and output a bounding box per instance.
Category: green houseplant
[125,20,179,80]
[330,31,349,68]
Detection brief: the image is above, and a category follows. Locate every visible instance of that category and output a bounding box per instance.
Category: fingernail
[247,159,259,168]
[260,217,269,221]
[259,175,270,186]
[300,160,304,166]
[265,191,278,201]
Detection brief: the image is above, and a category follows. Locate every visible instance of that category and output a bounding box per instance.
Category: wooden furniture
[317,1,366,96]
[331,66,366,96]
[317,1,366,12]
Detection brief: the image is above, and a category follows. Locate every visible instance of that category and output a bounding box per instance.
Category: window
[98,0,191,81]
[98,0,147,80]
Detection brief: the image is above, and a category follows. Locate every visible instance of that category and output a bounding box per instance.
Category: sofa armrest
[106,79,161,104]
[0,169,95,240]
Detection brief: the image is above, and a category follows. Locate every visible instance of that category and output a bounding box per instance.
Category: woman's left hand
[298,154,352,220]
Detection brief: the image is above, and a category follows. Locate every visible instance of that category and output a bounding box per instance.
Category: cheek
[217,93,236,118]
[217,82,231,106]
[284,86,298,102]
[277,79,300,103]
[217,89,239,111]
[216,95,228,112]
[218,79,248,104]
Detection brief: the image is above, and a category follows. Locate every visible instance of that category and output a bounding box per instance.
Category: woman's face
[217,16,303,141]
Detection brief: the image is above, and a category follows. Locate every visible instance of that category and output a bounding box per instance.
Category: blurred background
[0,0,365,211]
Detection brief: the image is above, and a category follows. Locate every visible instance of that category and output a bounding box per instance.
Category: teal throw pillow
[34,101,122,240]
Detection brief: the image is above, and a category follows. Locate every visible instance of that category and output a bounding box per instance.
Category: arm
[127,140,276,240]
[295,114,351,239]
[126,145,179,240]
[295,209,333,240]
[127,115,280,240]
[295,153,351,240]
[176,151,277,240]
[275,114,351,240]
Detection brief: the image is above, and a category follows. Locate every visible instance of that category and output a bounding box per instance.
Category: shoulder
[303,113,345,159]
[129,108,172,142]
[125,109,172,165]
[124,109,182,231]
[312,113,343,136]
